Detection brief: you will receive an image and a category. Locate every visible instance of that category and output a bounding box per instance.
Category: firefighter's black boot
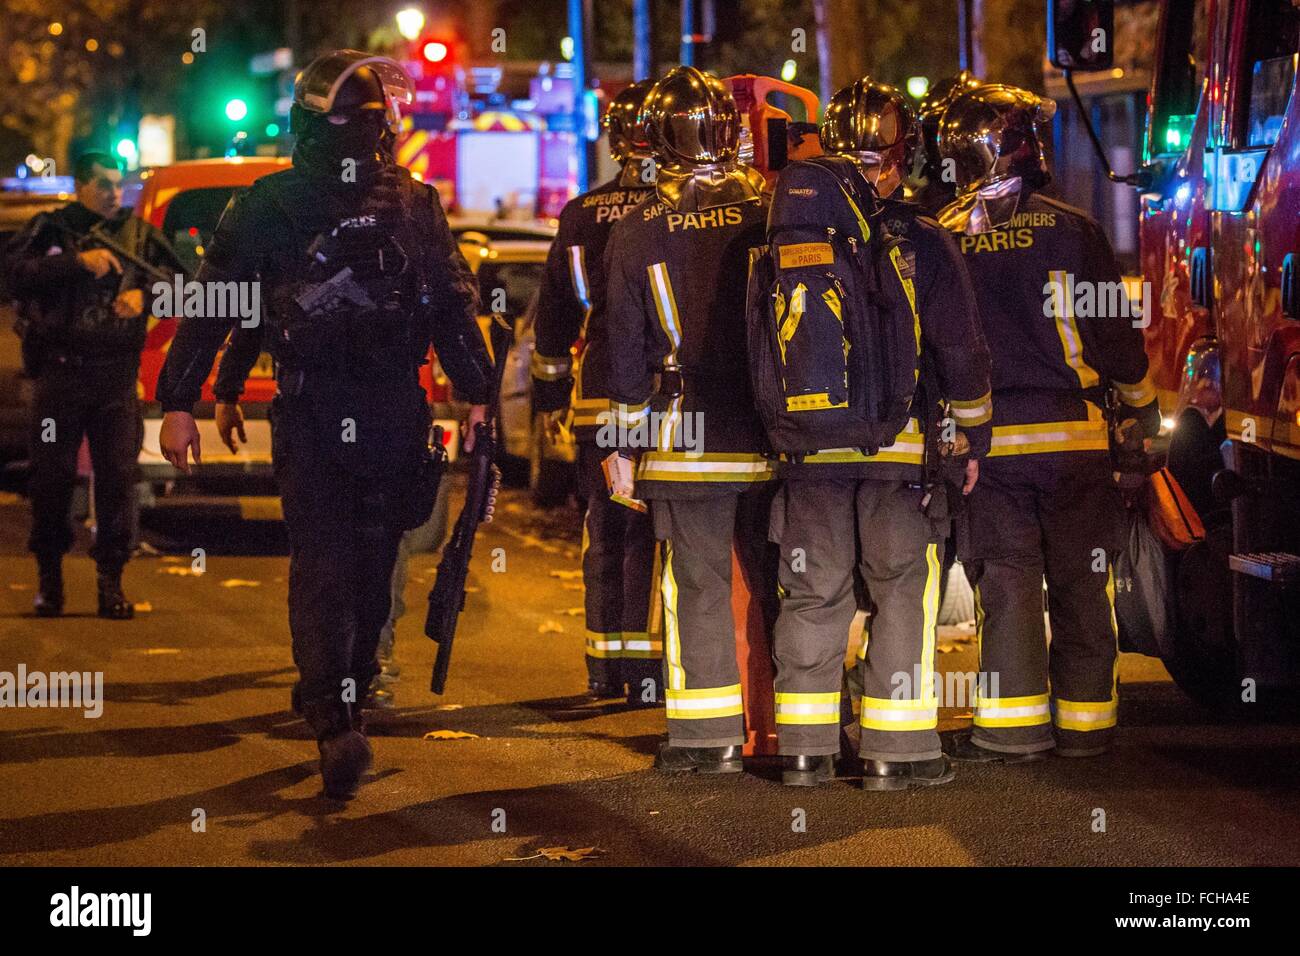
[944,731,1048,764]
[96,567,134,620]
[653,742,744,774]
[587,679,624,701]
[782,754,835,787]
[861,755,956,791]
[34,555,64,618]
[301,698,372,800]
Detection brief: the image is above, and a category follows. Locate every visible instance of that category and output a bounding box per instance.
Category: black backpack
[745,156,920,456]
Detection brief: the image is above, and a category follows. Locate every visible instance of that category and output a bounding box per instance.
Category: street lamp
[396,7,426,42]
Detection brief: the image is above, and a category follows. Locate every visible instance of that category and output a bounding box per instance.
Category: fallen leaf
[561,582,585,591]
[548,569,584,580]
[559,607,584,616]
[505,846,604,862]
[434,703,464,711]
[952,712,974,720]
[220,579,261,588]
[142,647,179,655]
[133,602,154,613]
[160,556,184,564]
[159,566,199,576]
[937,643,959,653]
[8,583,32,591]
[465,585,481,593]
[649,810,660,816]
[422,729,480,740]
[538,620,565,634]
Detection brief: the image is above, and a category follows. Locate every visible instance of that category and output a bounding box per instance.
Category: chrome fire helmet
[641,66,765,211]
[937,83,1055,196]
[917,70,983,176]
[820,77,918,194]
[606,80,655,165]
[291,50,415,135]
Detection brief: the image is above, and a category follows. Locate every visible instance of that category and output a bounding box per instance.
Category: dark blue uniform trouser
[272,391,404,739]
[28,361,141,571]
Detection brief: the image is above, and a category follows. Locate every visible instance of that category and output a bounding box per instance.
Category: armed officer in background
[768,79,992,788]
[605,66,777,775]
[4,151,184,620]
[936,86,1159,762]
[531,81,662,706]
[156,51,492,800]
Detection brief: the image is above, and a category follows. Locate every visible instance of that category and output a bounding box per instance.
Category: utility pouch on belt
[390,424,449,532]
[746,155,920,457]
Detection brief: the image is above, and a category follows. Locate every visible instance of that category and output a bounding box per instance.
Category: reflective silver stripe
[622,639,663,653]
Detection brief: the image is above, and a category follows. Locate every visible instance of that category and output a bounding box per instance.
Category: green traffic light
[225,98,249,122]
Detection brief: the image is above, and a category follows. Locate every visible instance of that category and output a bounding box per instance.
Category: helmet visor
[295,52,414,128]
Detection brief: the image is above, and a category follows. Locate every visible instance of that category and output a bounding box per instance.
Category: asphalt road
[1,482,1299,867]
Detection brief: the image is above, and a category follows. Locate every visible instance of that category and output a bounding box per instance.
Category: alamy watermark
[0,664,103,718]
[152,275,261,327]
[1043,273,1151,329]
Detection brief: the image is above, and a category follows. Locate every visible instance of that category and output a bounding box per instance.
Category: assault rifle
[425,314,513,693]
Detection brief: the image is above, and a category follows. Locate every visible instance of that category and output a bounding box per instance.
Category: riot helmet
[290,50,414,136]
[820,78,917,195]
[640,66,764,211]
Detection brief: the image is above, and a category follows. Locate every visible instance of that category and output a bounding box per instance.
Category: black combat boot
[623,670,665,709]
[653,741,744,774]
[587,679,625,701]
[861,755,956,791]
[782,754,835,787]
[300,698,373,800]
[96,567,134,620]
[944,730,1048,764]
[34,555,64,618]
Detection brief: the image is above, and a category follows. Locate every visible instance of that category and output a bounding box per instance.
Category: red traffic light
[421,40,449,64]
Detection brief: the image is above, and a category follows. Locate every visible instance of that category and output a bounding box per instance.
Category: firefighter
[157,51,492,800]
[936,85,1160,761]
[3,151,184,620]
[912,71,983,216]
[769,78,993,788]
[603,66,777,774]
[531,81,663,706]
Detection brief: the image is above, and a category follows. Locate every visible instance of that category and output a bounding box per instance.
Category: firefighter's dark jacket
[155,163,491,413]
[531,172,654,439]
[4,202,181,372]
[782,185,994,482]
[604,190,776,496]
[946,192,1159,457]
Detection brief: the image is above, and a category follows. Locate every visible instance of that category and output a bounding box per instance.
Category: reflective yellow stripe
[774,691,841,725]
[1053,697,1118,731]
[1113,374,1157,408]
[859,695,938,732]
[530,350,573,381]
[986,419,1109,456]
[1049,270,1101,389]
[585,631,624,659]
[638,452,776,483]
[920,542,941,704]
[799,419,925,465]
[666,683,743,720]
[975,692,1052,728]
[661,541,684,691]
[950,391,993,426]
[786,391,847,412]
[607,401,651,429]
[620,631,663,659]
[571,397,606,427]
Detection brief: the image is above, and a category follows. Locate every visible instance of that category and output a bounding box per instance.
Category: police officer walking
[4,151,183,619]
[604,66,777,774]
[768,79,993,788]
[531,81,663,706]
[156,51,493,800]
[936,86,1160,761]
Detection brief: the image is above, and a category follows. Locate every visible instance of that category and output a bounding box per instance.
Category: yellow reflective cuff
[620,631,663,659]
[585,632,623,659]
[859,695,938,732]
[571,397,606,428]
[666,683,743,720]
[1053,697,1118,731]
[1114,375,1157,408]
[974,693,1052,728]
[531,350,573,381]
[608,401,651,429]
[950,392,993,426]
[774,691,841,725]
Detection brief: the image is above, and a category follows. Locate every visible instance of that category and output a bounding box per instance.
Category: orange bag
[1147,467,1205,551]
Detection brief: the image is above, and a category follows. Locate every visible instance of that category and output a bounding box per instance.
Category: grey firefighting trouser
[578,444,661,695]
[651,484,779,748]
[771,478,946,761]
[963,453,1124,754]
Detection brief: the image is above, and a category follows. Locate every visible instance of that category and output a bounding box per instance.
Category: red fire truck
[1050,0,1299,703]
